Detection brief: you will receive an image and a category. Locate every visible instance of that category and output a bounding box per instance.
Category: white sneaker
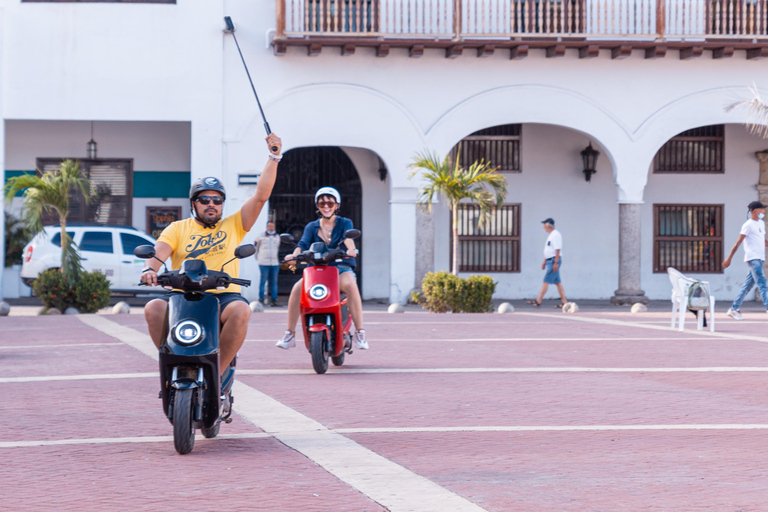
[727,308,744,321]
[354,329,369,350]
[275,331,296,349]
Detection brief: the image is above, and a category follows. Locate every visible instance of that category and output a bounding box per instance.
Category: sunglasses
[196,195,224,206]
[317,200,337,208]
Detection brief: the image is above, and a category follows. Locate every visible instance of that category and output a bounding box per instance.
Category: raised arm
[241,134,282,231]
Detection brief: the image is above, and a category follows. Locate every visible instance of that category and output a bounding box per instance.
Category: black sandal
[526,300,541,307]
[554,303,566,309]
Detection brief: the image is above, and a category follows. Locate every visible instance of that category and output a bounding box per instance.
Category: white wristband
[268,153,283,162]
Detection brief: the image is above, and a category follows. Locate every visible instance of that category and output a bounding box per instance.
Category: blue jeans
[259,265,279,302]
[731,259,768,310]
[543,257,562,285]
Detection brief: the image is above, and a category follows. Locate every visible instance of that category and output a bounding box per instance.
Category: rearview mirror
[344,229,361,240]
[134,245,156,259]
[234,244,256,259]
[280,233,296,245]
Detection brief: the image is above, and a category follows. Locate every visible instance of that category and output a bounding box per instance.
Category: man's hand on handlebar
[141,269,158,287]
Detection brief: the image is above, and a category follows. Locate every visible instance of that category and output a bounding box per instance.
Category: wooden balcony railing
[277,0,768,40]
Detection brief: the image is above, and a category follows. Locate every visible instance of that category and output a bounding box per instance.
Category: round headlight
[173,320,203,345]
[309,284,328,301]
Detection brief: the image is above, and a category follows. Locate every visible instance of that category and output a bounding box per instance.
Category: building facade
[1,0,767,303]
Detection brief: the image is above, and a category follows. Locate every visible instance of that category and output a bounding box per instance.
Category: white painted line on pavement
[245,337,705,343]
[78,315,159,359]
[236,367,768,375]
[516,311,768,344]
[0,432,271,449]
[336,424,768,434]
[0,342,124,350]
[77,316,487,512]
[0,373,155,383]
[6,366,768,383]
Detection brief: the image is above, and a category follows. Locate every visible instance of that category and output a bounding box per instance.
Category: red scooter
[281,229,360,374]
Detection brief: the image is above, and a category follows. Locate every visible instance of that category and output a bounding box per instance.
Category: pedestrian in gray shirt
[255,221,281,306]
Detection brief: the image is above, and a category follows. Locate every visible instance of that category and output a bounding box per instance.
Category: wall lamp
[581,142,599,182]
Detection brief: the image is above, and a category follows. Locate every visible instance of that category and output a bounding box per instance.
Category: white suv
[21,224,158,293]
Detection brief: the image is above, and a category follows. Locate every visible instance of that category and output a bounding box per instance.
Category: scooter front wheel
[310,331,329,374]
[173,389,196,454]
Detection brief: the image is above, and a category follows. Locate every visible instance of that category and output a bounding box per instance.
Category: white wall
[341,146,391,300]
[2,0,766,302]
[433,124,618,299]
[642,124,768,300]
[5,120,191,171]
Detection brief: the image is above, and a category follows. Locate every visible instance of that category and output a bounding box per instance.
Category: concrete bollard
[497,302,515,314]
[0,302,10,316]
[112,301,131,314]
[562,302,579,313]
[388,303,405,313]
[64,307,79,315]
[630,303,648,313]
[249,301,264,313]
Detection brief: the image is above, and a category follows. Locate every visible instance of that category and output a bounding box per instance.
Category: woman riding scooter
[276,187,368,350]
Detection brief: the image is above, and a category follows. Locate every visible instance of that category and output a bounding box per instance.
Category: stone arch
[234,83,427,188]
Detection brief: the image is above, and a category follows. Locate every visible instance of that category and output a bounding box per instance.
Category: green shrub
[74,271,111,313]
[33,269,77,313]
[32,268,111,313]
[456,275,496,313]
[420,271,496,313]
[421,271,461,313]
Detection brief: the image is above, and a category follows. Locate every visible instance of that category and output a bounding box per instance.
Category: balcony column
[611,203,649,305]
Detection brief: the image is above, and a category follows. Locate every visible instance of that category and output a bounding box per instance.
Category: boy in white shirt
[723,201,768,320]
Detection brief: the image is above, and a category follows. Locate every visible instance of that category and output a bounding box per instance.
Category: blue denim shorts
[543,258,562,284]
[337,266,356,278]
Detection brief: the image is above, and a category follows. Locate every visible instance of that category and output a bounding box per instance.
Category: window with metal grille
[653,204,723,273]
[37,158,133,226]
[451,204,521,273]
[653,125,724,173]
[451,124,522,173]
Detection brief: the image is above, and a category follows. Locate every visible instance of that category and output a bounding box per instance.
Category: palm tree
[726,84,768,138]
[4,159,91,280]
[409,147,507,275]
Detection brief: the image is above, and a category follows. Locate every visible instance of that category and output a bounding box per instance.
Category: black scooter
[134,244,255,455]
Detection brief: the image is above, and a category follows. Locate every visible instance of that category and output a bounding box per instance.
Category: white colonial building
[1,0,767,304]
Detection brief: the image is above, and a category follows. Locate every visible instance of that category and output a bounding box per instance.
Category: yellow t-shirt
[157,210,248,293]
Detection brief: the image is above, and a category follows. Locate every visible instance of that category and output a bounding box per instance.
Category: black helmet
[190,177,226,202]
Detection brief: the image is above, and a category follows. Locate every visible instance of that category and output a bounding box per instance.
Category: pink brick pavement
[3,306,768,510]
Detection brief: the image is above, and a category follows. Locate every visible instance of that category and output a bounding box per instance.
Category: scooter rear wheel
[201,422,220,439]
[331,350,345,366]
[173,389,196,454]
[310,331,329,374]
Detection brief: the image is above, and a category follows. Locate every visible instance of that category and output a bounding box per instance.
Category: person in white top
[723,201,768,320]
[527,218,568,308]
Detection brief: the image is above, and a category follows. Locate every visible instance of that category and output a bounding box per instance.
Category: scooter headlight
[309,284,328,301]
[173,320,203,346]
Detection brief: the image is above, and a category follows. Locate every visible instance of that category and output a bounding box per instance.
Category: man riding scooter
[276,186,368,351]
[141,133,283,372]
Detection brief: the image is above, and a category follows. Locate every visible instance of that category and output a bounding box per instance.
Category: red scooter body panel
[300,265,345,356]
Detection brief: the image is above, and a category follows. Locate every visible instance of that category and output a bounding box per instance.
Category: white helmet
[314,186,341,205]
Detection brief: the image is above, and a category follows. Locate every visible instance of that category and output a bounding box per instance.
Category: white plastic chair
[667,267,715,332]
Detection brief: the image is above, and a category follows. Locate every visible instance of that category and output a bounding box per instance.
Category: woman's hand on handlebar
[140,269,158,287]
[345,248,357,258]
